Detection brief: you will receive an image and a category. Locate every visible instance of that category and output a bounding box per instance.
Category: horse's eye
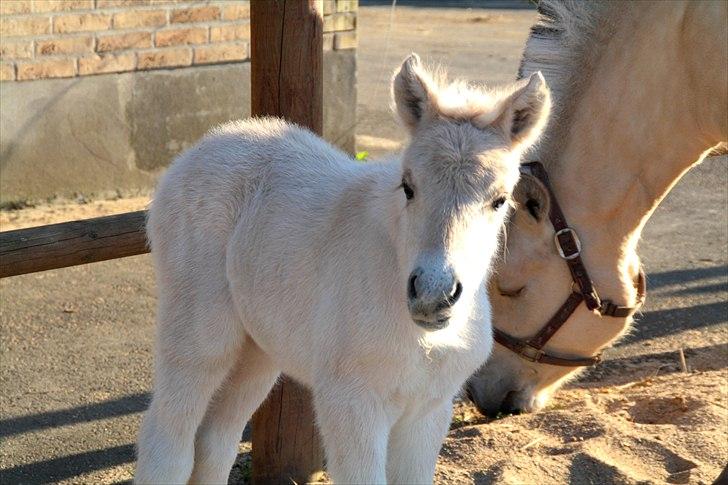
[491,196,507,210]
[402,180,414,200]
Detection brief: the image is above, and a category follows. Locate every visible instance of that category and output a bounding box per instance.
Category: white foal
[136,54,551,484]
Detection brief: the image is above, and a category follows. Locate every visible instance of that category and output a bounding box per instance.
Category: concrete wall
[0,51,356,203]
[0,0,357,204]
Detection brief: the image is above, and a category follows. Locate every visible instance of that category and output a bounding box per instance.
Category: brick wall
[0,0,357,82]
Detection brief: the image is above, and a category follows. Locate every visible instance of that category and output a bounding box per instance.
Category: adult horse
[467,0,727,416]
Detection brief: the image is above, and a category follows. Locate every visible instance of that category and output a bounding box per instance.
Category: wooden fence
[0,1,325,482]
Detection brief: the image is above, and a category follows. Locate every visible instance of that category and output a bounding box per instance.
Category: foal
[136,54,550,484]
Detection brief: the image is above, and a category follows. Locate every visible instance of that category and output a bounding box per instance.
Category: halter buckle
[554,227,582,260]
[519,345,545,362]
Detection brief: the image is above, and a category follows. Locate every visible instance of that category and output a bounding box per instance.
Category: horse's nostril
[447,281,462,306]
[408,273,418,300]
[499,391,523,416]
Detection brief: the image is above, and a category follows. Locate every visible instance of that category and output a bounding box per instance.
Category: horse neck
[543,1,726,292]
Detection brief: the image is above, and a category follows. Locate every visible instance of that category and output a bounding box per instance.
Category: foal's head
[391,54,551,331]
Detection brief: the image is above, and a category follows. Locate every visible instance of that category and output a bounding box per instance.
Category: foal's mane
[518,0,619,166]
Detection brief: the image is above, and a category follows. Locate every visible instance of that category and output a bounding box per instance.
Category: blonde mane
[518,0,619,165]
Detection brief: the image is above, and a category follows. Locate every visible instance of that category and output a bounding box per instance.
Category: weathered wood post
[250,1,326,483]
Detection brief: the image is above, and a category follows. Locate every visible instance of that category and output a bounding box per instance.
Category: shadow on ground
[0,444,134,484]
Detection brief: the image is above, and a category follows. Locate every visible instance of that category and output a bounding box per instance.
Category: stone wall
[0,0,357,204]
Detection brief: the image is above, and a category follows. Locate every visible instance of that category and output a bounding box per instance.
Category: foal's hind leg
[189,337,279,484]
[135,296,243,484]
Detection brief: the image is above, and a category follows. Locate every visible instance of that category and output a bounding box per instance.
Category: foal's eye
[491,196,507,210]
[402,180,414,200]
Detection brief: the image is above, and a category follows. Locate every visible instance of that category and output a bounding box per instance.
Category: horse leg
[386,399,453,484]
[313,379,391,484]
[188,337,280,484]
[135,298,242,484]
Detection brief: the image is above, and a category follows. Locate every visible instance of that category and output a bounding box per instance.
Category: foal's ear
[392,54,438,132]
[495,72,551,149]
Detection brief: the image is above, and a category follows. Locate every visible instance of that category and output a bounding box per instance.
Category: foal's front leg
[314,378,393,484]
[386,399,453,484]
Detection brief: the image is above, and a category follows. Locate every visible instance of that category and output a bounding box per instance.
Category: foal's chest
[388,338,488,401]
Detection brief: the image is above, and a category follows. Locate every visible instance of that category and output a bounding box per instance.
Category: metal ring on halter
[554,227,581,260]
[519,345,546,363]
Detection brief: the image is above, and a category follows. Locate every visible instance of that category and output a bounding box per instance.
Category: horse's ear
[495,71,551,149]
[392,54,437,132]
[513,173,550,223]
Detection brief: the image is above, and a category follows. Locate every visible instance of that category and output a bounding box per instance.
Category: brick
[323,32,334,51]
[97,31,151,52]
[336,0,357,13]
[333,30,356,50]
[0,16,51,37]
[193,43,247,64]
[323,13,355,33]
[32,0,94,13]
[322,1,334,15]
[0,62,16,81]
[36,36,93,56]
[209,23,249,43]
[170,5,220,24]
[17,58,75,80]
[155,27,207,47]
[96,0,153,7]
[0,1,31,15]
[222,4,249,21]
[112,10,166,29]
[54,13,111,33]
[0,40,33,60]
[137,47,191,69]
[78,52,135,75]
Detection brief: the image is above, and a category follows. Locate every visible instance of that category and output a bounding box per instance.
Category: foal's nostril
[408,273,418,300]
[446,281,463,306]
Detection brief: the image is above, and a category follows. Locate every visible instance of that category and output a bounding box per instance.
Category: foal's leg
[386,399,453,484]
[135,296,243,484]
[314,379,393,484]
[188,338,279,484]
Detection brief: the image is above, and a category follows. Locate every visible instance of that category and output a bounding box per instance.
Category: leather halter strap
[492,162,647,367]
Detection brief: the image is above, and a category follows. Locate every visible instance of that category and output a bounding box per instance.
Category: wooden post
[250,1,325,484]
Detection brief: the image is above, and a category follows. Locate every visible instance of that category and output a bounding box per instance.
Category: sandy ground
[1,4,726,485]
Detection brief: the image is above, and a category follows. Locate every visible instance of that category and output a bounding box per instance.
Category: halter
[492,162,647,367]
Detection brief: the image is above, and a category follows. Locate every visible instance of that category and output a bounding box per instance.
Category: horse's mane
[518,0,619,166]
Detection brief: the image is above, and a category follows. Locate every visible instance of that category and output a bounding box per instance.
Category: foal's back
[150,117,353,243]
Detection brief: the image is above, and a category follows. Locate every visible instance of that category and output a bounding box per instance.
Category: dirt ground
[1,4,726,485]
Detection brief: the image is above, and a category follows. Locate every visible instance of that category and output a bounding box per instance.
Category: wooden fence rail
[0,211,148,278]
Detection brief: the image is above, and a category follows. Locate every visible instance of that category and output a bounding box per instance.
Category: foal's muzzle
[407,266,462,330]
